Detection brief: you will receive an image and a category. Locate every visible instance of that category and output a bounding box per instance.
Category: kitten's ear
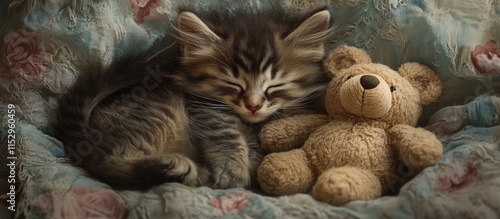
[178,11,221,56]
[285,10,330,48]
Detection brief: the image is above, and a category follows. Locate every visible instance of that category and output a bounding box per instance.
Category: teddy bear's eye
[390,86,396,92]
[346,75,353,80]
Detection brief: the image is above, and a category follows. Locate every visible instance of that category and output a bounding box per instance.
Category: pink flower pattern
[38,187,126,219]
[471,40,500,74]
[437,161,480,193]
[209,192,252,215]
[3,29,52,83]
[131,0,160,24]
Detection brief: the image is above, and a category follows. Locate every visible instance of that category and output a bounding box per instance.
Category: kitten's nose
[245,104,262,113]
[244,94,263,113]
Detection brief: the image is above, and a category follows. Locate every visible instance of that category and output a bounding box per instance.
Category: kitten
[55,8,331,190]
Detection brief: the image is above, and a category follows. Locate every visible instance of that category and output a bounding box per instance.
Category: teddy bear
[257,45,444,206]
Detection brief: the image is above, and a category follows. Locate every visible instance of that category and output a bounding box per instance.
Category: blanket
[1,0,500,218]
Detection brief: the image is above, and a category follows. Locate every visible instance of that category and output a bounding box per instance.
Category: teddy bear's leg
[257,149,315,196]
[312,166,381,206]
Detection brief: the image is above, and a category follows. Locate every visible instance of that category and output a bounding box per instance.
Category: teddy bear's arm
[259,114,330,153]
[388,125,443,169]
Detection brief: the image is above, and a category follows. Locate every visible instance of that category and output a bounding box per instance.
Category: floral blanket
[1,0,500,218]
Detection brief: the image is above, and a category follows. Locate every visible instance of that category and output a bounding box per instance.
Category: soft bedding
[1,0,499,218]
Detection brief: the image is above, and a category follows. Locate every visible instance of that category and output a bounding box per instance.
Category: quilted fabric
[0,0,499,218]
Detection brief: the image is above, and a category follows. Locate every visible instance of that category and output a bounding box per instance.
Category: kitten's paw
[211,162,251,189]
[156,154,199,186]
[133,154,199,188]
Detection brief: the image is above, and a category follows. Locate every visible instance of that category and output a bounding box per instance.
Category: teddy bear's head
[323,46,442,126]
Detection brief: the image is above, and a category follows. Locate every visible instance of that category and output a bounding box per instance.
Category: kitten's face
[176,9,330,123]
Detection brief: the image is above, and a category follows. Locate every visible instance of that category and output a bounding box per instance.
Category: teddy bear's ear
[323,45,372,77]
[397,63,443,105]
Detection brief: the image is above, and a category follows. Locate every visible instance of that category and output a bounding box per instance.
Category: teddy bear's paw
[400,142,443,169]
[259,114,330,153]
[312,167,381,206]
[390,126,444,169]
[211,161,251,189]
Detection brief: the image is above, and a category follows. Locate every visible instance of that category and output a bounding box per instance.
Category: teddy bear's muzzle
[340,74,392,119]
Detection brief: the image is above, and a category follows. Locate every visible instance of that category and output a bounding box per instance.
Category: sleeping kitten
[55,8,331,190]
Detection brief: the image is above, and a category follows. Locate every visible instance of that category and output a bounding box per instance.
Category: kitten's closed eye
[215,81,244,96]
[216,86,240,96]
[265,83,286,97]
[226,81,244,94]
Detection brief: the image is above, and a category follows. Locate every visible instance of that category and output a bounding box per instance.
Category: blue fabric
[468,95,496,127]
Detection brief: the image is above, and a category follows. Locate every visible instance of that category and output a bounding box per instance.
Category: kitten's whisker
[146,41,176,62]
[214,47,230,62]
[211,56,232,72]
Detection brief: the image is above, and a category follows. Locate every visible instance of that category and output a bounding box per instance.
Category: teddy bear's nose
[360,75,380,90]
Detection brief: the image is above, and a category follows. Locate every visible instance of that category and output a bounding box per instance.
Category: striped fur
[175,9,331,123]
[55,8,331,190]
